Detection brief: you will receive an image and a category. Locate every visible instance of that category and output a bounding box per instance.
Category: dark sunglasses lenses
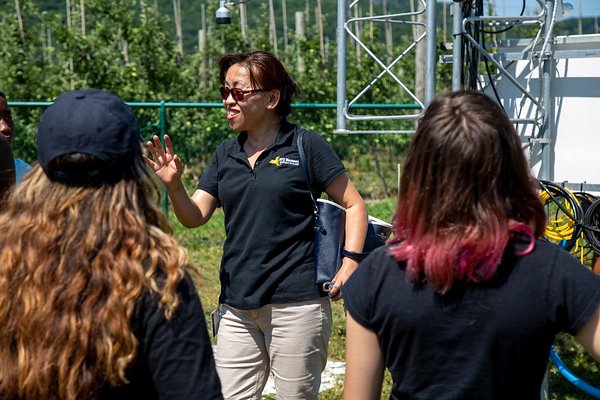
[220,87,244,101]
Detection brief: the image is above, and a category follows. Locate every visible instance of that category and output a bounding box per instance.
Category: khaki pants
[215,298,332,400]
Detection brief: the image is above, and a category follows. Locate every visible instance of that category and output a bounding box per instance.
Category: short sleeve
[137,273,223,400]
[545,247,600,335]
[343,247,390,330]
[197,149,220,199]
[302,131,345,193]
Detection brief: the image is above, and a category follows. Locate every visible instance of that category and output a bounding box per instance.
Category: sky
[490,0,600,18]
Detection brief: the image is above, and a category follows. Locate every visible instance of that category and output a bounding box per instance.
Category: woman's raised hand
[144,134,184,186]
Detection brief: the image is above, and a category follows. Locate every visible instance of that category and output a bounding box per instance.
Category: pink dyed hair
[389,91,546,292]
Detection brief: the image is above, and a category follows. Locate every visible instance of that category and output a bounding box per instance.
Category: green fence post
[159,100,169,216]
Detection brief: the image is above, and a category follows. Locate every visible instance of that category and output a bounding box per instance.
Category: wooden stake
[383,0,392,62]
[80,0,86,36]
[315,0,325,62]
[14,0,26,45]
[369,0,374,40]
[173,0,184,58]
[282,0,288,54]
[354,5,361,62]
[240,2,247,41]
[269,0,278,54]
[295,11,305,73]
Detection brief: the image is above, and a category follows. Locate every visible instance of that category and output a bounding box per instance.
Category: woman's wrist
[343,248,368,263]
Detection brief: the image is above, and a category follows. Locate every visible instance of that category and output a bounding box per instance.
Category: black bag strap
[297,131,369,263]
[296,131,319,214]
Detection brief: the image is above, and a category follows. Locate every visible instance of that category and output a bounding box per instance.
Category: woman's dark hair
[219,51,299,117]
[0,135,15,200]
[389,91,546,292]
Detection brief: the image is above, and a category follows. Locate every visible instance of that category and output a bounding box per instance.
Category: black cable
[583,199,600,254]
[574,192,598,258]
[482,32,504,109]
[538,180,583,251]
[481,0,526,34]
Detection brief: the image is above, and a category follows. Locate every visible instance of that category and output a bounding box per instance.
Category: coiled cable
[583,198,600,254]
[539,180,583,252]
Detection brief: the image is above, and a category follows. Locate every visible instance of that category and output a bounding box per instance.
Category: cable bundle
[538,180,583,252]
[583,198,600,254]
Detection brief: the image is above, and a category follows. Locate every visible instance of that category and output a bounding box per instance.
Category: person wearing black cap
[0,89,223,400]
[0,91,31,183]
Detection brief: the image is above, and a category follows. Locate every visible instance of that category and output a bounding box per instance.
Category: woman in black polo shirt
[146,50,368,399]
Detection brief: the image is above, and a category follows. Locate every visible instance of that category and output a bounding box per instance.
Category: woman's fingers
[164,134,175,156]
[153,135,168,161]
[143,155,155,168]
[146,137,161,163]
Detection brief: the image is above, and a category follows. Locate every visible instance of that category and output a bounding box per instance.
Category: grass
[168,197,600,400]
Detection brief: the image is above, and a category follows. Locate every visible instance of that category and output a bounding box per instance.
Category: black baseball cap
[37,89,141,185]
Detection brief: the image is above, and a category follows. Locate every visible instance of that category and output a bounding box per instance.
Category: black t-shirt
[344,240,600,400]
[198,120,345,309]
[99,274,223,400]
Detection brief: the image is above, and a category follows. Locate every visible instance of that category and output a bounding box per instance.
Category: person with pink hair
[343,91,600,399]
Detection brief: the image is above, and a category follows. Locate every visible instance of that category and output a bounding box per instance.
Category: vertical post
[14,0,26,45]
[295,11,306,73]
[451,1,463,91]
[383,0,393,62]
[173,0,184,58]
[198,29,206,80]
[354,5,361,62]
[282,0,288,53]
[415,7,426,101]
[577,0,582,34]
[424,0,437,105]
[336,0,347,132]
[240,2,248,41]
[316,0,326,63]
[66,0,75,90]
[269,0,278,54]
[80,0,86,36]
[539,0,555,181]
[47,27,53,64]
[442,0,447,43]
[159,101,169,214]
[369,0,374,40]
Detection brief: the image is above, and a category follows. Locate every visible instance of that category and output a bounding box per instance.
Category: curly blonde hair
[0,158,191,400]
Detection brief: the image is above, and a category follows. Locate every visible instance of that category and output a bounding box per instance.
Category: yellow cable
[540,187,580,244]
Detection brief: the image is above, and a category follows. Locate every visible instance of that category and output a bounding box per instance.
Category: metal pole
[159,100,169,214]
[452,1,463,91]
[539,0,555,181]
[336,0,347,132]
[424,0,437,105]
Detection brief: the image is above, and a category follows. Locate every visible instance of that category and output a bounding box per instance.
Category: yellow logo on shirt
[269,156,299,167]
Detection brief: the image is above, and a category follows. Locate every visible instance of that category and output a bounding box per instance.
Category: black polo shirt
[198,120,345,309]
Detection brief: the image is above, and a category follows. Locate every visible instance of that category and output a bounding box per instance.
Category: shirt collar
[227,119,296,157]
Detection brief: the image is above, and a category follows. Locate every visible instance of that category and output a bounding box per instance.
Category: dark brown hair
[390,91,546,292]
[0,135,15,200]
[219,50,299,117]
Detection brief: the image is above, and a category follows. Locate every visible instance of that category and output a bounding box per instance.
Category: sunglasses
[220,86,268,102]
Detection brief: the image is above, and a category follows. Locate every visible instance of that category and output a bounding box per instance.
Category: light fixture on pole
[215,0,251,25]
[557,1,574,18]
[215,0,232,24]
